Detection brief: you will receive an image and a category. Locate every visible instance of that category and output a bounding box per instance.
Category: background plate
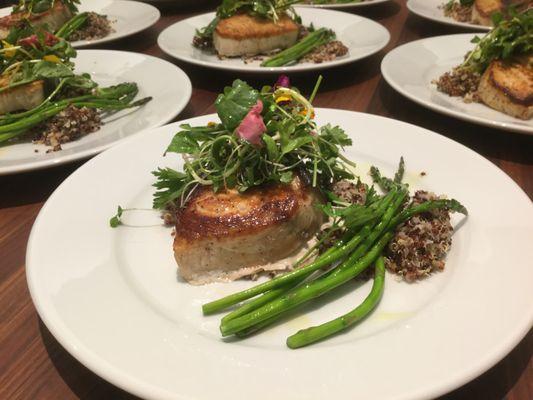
[0,1,161,48]
[0,50,191,175]
[381,34,533,135]
[157,9,390,73]
[27,109,533,400]
[407,0,491,31]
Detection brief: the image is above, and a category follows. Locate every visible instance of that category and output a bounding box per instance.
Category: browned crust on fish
[174,179,312,244]
[485,59,533,106]
[214,13,298,40]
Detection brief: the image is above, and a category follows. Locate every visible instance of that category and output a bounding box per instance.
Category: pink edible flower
[235,100,266,147]
[274,75,290,89]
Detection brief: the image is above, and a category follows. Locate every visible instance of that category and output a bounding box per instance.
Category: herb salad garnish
[194,0,300,47]
[12,0,80,15]
[152,77,355,210]
[460,8,532,73]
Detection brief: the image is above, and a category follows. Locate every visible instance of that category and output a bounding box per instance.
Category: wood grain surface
[0,1,531,399]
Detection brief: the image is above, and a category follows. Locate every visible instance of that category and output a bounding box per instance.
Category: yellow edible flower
[43,54,61,63]
[275,95,291,104]
[207,121,217,127]
[1,41,16,58]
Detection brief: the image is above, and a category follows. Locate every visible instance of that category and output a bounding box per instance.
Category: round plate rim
[157,9,391,74]
[381,33,533,135]
[26,109,533,400]
[0,49,192,175]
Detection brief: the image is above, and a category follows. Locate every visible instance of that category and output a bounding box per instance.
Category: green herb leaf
[166,132,200,154]
[215,80,260,131]
[109,205,123,228]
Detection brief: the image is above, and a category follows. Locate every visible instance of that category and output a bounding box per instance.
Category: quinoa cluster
[33,105,102,152]
[384,191,453,282]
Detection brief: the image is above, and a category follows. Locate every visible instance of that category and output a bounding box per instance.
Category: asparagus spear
[286,256,385,349]
[0,83,151,143]
[220,197,466,336]
[261,28,335,67]
[220,229,395,336]
[56,12,90,39]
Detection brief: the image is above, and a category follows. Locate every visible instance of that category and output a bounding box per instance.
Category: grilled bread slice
[0,78,45,115]
[173,177,324,284]
[213,13,299,57]
[0,1,73,40]
[477,57,533,119]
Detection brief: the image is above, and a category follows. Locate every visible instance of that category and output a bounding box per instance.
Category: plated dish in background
[381,27,533,134]
[0,0,160,48]
[26,103,533,399]
[442,0,531,27]
[407,0,492,30]
[192,0,350,67]
[158,7,389,73]
[434,10,532,120]
[0,44,191,175]
[0,26,151,153]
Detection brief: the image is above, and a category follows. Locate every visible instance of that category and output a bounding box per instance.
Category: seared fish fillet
[213,13,299,57]
[0,1,73,40]
[477,57,533,120]
[0,78,45,115]
[472,0,531,26]
[174,177,324,284]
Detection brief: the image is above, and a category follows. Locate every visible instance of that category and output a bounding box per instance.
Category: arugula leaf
[462,9,532,73]
[215,80,260,131]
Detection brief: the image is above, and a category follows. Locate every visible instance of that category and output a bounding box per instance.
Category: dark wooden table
[0,1,531,399]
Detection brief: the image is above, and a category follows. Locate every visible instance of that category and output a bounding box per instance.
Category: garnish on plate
[193,0,348,66]
[0,24,151,151]
[123,76,468,347]
[1,1,114,42]
[434,9,532,119]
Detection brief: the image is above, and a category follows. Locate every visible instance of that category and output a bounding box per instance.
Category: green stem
[286,256,385,349]
[220,231,394,337]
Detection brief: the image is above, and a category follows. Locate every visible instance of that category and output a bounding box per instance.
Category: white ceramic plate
[0,50,191,175]
[381,34,533,135]
[157,9,390,73]
[0,0,161,48]
[296,0,391,10]
[27,109,533,400]
[407,0,491,31]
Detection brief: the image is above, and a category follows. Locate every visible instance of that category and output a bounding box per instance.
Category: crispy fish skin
[173,177,324,284]
[213,13,299,57]
[477,58,533,120]
[0,79,45,115]
[0,1,73,40]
